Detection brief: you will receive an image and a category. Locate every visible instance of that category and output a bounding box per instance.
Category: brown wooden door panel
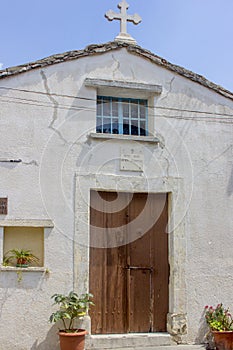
[90,246,127,334]
[128,269,151,333]
[90,191,128,248]
[127,193,151,268]
[105,247,127,333]
[89,191,168,334]
[151,195,169,332]
[89,247,106,334]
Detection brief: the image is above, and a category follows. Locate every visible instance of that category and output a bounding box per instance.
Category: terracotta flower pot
[59,329,87,350]
[212,331,233,350]
[16,258,29,267]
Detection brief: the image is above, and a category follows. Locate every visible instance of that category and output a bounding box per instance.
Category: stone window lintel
[85,78,162,96]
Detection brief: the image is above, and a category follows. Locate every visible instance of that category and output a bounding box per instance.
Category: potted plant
[204,303,233,350]
[3,248,39,267]
[49,291,94,350]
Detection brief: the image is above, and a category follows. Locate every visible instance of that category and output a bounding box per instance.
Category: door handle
[124,266,153,272]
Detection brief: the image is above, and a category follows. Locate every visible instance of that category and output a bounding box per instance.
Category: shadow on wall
[31,324,60,350]
[0,271,48,289]
[194,309,214,349]
[227,164,233,196]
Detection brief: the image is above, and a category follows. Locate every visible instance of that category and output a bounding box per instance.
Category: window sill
[90,133,160,144]
[0,219,54,227]
[0,266,47,272]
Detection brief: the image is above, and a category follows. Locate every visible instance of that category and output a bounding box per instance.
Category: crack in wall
[40,70,67,144]
[163,155,170,177]
[22,160,39,166]
[159,77,175,102]
[0,289,10,319]
[112,54,120,79]
[227,161,233,196]
[130,67,136,80]
[155,132,165,149]
[196,145,232,179]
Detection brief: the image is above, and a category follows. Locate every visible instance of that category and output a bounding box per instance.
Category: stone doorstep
[86,333,172,349]
[85,347,206,350]
[85,334,206,350]
[86,333,204,349]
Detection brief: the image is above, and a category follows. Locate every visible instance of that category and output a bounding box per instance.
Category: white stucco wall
[0,47,232,349]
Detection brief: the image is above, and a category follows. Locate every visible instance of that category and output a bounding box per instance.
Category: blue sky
[1,0,233,91]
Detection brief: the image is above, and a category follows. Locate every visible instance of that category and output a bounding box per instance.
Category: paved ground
[86,345,207,350]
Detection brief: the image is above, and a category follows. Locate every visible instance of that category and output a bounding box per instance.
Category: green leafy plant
[49,291,94,333]
[2,255,11,266]
[3,249,39,267]
[204,304,233,331]
[16,270,23,283]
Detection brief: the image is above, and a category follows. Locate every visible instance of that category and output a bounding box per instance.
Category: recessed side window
[3,227,44,267]
[96,96,148,136]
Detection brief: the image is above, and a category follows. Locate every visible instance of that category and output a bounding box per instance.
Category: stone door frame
[74,172,187,338]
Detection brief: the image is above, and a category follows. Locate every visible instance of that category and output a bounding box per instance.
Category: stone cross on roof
[105,0,142,45]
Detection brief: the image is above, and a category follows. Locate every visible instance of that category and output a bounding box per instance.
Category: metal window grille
[96,96,148,136]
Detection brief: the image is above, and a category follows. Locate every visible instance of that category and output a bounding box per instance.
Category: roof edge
[0,41,233,101]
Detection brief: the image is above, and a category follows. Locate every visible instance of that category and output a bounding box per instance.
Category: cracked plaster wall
[0,48,232,349]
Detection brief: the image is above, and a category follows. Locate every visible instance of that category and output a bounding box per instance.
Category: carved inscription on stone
[120,148,144,172]
[0,198,7,215]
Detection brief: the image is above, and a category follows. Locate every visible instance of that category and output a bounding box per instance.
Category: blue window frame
[96,96,148,136]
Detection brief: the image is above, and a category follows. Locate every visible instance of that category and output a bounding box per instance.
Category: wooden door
[89,191,169,334]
